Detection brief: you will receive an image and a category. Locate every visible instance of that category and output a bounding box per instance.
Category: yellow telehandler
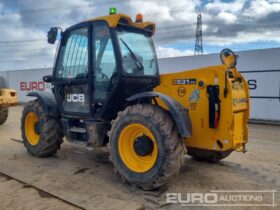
[21,9,249,190]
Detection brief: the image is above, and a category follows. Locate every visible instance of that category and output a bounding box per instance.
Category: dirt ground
[0,105,279,210]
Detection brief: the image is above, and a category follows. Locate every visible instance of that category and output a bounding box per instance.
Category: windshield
[117,28,158,76]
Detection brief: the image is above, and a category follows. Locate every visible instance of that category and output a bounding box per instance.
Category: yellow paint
[82,14,155,35]
[118,123,158,173]
[24,112,40,146]
[0,89,18,106]
[154,65,249,152]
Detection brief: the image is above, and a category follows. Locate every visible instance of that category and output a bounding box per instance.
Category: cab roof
[82,13,156,35]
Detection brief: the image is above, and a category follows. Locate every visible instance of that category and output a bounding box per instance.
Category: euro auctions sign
[20,81,51,91]
[166,190,277,207]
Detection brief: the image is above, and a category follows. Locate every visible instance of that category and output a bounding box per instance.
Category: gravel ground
[0,105,279,210]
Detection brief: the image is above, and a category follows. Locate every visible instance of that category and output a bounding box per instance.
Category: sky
[0,0,279,71]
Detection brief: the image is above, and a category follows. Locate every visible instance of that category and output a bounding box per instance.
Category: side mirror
[220,48,238,69]
[47,27,58,44]
[43,75,53,83]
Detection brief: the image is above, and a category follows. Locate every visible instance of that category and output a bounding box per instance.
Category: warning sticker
[190,102,197,110]
[177,86,186,97]
[189,89,200,102]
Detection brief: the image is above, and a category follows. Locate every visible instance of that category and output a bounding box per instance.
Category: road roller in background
[0,88,18,124]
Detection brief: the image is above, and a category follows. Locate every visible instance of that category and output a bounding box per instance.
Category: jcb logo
[66,94,85,103]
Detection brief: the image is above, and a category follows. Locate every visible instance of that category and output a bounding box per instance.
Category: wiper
[120,38,144,71]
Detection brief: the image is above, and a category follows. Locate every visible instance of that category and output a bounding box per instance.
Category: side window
[117,31,158,76]
[93,25,117,101]
[56,28,88,80]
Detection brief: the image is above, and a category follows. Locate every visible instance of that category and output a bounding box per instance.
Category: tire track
[0,171,86,210]
[10,138,23,143]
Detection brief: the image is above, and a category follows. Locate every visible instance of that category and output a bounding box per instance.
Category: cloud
[0,0,280,71]
[216,12,237,23]
[156,46,194,58]
[205,30,280,46]
[0,0,98,70]
[204,0,246,14]
[129,0,200,23]
[128,0,280,47]
[128,1,174,22]
[243,0,280,18]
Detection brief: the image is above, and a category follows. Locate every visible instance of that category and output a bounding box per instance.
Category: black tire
[187,147,232,163]
[0,107,8,125]
[108,104,185,190]
[21,100,64,157]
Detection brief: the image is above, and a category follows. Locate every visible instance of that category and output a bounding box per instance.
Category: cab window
[93,24,117,101]
[55,27,88,80]
[117,28,158,76]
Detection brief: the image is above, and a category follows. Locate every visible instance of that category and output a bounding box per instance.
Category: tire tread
[109,104,185,190]
[0,107,8,124]
[21,100,63,158]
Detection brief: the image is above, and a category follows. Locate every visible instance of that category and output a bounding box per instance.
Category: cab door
[52,24,93,116]
[91,22,120,119]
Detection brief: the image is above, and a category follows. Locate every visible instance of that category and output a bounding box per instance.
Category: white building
[0,47,279,122]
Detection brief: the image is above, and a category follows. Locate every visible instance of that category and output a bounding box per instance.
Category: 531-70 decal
[172,79,196,85]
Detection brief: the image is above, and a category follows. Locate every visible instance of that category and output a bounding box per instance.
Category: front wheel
[108,104,185,190]
[21,100,64,157]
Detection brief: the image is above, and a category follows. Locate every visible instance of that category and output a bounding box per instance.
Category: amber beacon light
[135,13,143,22]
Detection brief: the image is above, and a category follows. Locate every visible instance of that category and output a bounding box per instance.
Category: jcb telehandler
[21,9,249,190]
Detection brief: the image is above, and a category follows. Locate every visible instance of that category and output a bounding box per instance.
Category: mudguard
[27,92,59,117]
[127,92,192,138]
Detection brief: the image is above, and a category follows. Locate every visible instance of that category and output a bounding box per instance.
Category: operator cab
[46,10,159,120]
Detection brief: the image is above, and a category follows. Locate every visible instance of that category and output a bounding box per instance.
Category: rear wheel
[0,107,8,125]
[187,147,232,163]
[21,100,64,157]
[108,104,184,190]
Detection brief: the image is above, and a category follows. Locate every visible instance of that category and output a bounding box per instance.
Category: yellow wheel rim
[24,112,40,146]
[118,123,158,173]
